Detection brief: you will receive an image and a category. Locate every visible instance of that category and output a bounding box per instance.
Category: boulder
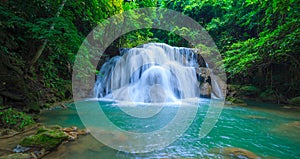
[20,126,68,150]
[274,121,300,143]
[200,82,211,98]
[223,147,260,159]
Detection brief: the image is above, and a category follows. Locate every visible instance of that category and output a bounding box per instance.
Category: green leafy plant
[0,108,35,131]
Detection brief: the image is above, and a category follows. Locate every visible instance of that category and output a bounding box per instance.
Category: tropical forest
[0,0,299,158]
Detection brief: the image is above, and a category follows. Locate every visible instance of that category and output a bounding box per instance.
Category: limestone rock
[62,126,77,132]
[20,126,68,150]
[200,82,211,98]
[77,129,90,135]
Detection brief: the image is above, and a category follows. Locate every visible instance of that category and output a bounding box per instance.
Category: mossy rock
[20,126,68,150]
[288,97,300,106]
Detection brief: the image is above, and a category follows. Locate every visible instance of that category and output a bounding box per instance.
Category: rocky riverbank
[0,124,89,159]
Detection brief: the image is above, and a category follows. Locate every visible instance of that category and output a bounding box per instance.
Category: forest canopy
[0,0,299,110]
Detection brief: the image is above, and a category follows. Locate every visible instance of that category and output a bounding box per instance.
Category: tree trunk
[28,0,67,69]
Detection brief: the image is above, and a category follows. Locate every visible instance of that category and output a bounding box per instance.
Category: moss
[20,126,68,150]
[288,97,300,106]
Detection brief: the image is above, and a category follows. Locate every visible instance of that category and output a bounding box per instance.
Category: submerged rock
[225,147,260,159]
[278,121,300,130]
[273,121,300,143]
[289,121,300,127]
[211,147,260,159]
[243,115,269,120]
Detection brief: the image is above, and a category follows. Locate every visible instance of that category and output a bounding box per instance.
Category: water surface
[40,100,300,158]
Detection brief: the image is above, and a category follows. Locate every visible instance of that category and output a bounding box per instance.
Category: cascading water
[94,43,208,103]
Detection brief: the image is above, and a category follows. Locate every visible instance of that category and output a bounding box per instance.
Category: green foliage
[240,85,260,96]
[114,29,154,48]
[163,0,299,101]
[288,97,300,106]
[0,108,35,130]
[0,0,126,108]
[226,96,246,106]
[0,0,299,106]
[259,89,277,102]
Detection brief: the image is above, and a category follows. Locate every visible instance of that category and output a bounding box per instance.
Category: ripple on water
[40,101,300,158]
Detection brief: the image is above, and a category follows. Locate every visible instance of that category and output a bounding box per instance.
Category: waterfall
[94,43,208,102]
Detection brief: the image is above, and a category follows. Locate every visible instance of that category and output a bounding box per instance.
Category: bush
[0,107,35,131]
[240,85,260,96]
[226,96,247,106]
[259,89,277,102]
[288,97,300,106]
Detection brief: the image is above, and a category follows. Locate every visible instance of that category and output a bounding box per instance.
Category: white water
[94,43,203,102]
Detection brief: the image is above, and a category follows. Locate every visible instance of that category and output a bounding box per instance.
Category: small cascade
[94,43,214,102]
